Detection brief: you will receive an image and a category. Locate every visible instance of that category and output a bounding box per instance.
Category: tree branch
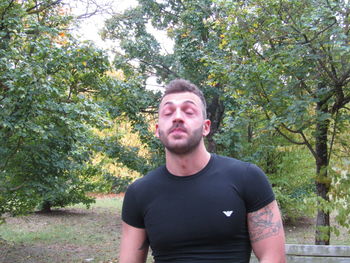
[138,59,180,78]
[331,88,350,114]
[26,0,63,14]
[0,136,23,172]
[274,126,305,145]
[309,45,338,84]
[308,18,337,43]
[328,110,339,162]
[320,43,338,80]
[259,103,310,147]
[300,130,317,160]
[0,0,15,31]
[339,66,350,85]
[257,82,317,159]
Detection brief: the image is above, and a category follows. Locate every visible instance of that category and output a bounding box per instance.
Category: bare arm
[247,200,286,263]
[119,221,149,263]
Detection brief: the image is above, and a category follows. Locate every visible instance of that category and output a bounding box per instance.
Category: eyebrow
[162,100,198,107]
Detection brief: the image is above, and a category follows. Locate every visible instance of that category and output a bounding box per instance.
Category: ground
[0,195,121,263]
[0,195,348,263]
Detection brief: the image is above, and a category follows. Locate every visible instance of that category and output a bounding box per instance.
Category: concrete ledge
[250,244,350,263]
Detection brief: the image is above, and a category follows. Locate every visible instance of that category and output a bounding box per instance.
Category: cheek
[157,129,168,141]
[158,119,172,129]
[156,123,167,136]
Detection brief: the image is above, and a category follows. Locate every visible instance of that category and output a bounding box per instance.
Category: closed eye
[162,108,174,116]
[183,105,197,116]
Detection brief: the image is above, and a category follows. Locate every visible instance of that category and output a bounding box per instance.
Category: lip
[170,127,187,134]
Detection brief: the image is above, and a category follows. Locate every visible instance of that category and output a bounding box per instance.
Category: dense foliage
[0,0,113,216]
[215,0,350,244]
[103,0,350,244]
[0,0,164,219]
[1,0,349,245]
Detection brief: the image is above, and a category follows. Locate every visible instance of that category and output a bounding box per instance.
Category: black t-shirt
[122,154,275,263]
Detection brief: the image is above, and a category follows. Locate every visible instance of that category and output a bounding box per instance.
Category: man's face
[156,92,210,155]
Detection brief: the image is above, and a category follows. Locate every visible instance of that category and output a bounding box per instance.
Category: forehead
[159,92,203,109]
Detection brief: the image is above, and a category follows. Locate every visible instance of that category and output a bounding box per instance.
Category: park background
[0,0,350,262]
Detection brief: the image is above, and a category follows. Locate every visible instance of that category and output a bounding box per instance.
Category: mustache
[169,123,187,133]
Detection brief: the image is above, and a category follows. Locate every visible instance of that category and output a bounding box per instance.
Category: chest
[143,176,248,251]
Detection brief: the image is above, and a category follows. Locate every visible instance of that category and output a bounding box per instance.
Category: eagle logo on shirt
[223,211,233,217]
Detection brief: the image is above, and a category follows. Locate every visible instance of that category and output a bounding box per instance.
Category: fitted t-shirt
[122,154,275,263]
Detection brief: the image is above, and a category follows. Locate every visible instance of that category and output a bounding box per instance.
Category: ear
[155,123,160,138]
[202,119,211,137]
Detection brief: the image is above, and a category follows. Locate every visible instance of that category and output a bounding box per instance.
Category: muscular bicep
[247,200,283,243]
[119,221,149,263]
[247,200,286,263]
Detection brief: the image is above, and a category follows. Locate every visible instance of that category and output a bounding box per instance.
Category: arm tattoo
[248,204,282,243]
[138,237,149,251]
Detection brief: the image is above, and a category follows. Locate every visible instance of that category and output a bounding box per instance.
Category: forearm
[119,221,149,263]
[119,245,148,263]
[119,249,148,263]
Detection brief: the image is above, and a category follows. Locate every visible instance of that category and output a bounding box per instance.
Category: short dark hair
[161,79,207,118]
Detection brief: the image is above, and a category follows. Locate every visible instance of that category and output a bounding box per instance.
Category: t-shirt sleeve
[121,182,145,228]
[243,163,275,213]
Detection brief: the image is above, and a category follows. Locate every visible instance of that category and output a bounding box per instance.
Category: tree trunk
[207,135,217,153]
[247,122,253,143]
[206,89,225,153]
[40,200,52,213]
[314,99,330,245]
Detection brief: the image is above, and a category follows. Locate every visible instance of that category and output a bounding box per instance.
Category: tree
[102,0,232,152]
[0,0,113,216]
[95,73,165,174]
[217,0,350,244]
[101,0,313,225]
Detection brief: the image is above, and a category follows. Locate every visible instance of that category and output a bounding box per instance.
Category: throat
[165,151,211,177]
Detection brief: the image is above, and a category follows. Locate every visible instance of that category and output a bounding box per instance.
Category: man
[119,79,286,263]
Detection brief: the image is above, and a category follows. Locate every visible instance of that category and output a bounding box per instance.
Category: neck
[165,142,211,176]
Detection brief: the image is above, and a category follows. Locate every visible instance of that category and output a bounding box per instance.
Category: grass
[0,196,123,263]
[0,195,349,263]
[73,197,124,211]
[283,215,350,246]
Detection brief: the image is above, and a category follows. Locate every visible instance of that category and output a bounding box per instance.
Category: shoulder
[123,165,167,215]
[212,154,251,172]
[212,154,269,185]
[214,154,262,169]
[127,165,165,193]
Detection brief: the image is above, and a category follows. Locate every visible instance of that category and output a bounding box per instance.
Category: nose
[173,108,184,123]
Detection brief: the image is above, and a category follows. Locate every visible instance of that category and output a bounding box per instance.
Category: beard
[158,124,204,155]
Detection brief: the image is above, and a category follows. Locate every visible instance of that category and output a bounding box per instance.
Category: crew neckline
[163,153,216,180]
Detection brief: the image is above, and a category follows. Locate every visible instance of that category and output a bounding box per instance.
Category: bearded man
[118,79,286,263]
